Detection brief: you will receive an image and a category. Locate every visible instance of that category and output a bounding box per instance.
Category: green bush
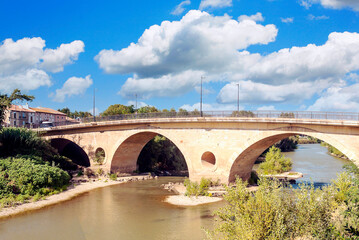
[0,156,70,206]
[279,112,295,118]
[109,173,117,181]
[231,110,255,117]
[0,127,77,170]
[321,142,348,159]
[208,171,359,240]
[184,178,218,197]
[258,146,293,175]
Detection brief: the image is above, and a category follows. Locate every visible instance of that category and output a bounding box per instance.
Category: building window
[22,112,25,118]
[13,112,17,119]
[22,121,25,126]
[14,120,16,126]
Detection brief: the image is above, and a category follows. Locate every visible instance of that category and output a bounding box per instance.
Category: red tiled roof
[30,107,66,115]
[8,105,35,113]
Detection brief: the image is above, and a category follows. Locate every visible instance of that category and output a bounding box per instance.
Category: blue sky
[1,0,359,114]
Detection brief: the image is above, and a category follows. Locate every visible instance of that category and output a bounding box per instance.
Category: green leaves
[258,146,293,175]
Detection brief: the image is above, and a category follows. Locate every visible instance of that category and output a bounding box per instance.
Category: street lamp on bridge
[200,76,205,117]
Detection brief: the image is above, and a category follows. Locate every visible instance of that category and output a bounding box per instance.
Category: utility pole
[200,76,205,117]
[236,83,240,113]
[135,93,137,109]
[93,88,96,122]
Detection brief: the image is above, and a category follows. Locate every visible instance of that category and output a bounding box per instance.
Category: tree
[0,89,34,127]
[137,106,159,113]
[258,146,293,175]
[58,108,92,119]
[58,107,71,117]
[102,104,134,116]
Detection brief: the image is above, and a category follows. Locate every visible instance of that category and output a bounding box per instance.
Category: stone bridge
[42,117,359,184]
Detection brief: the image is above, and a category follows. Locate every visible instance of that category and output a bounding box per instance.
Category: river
[0,144,351,240]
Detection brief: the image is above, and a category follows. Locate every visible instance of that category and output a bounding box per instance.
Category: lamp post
[93,88,96,122]
[236,83,240,113]
[200,76,205,117]
[135,93,137,110]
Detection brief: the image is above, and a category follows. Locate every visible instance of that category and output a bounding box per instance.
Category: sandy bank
[165,195,222,206]
[163,182,223,206]
[0,175,152,220]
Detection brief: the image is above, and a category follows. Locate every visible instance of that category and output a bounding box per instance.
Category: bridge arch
[50,138,90,167]
[228,126,352,183]
[110,131,191,176]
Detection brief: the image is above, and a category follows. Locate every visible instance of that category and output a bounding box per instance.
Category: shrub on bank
[208,170,359,240]
[258,146,293,175]
[184,178,220,197]
[321,142,348,159]
[0,127,77,170]
[0,156,70,207]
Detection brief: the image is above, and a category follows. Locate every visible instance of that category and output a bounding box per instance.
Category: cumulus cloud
[53,75,93,102]
[0,69,51,93]
[257,105,276,111]
[171,0,191,15]
[119,70,205,99]
[199,0,232,10]
[0,37,84,93]
[299,0,359,11]
[238,13,264,22]
[96,10,359,108]
[232,32,359,85]
[308,82,359,111]
[41,40,84,72]
[180,102,239,111]
[217,80,329,105]
[281,17,294,23]
[96,11,277,78]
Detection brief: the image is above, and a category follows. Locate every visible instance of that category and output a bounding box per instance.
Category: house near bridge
[3,104,78,128]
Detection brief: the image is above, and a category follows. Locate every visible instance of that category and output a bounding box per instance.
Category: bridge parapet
[47,110,359,129]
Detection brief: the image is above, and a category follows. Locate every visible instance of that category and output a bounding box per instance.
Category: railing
[45,110,359,129]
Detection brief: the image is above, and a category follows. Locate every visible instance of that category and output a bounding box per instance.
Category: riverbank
[163,182,223,206]
[0,175,152,220]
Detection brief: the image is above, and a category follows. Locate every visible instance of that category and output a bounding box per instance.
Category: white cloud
[233,32,359,85]
[238,13,264,22]
[172,0,191,15]
[41,40,84,72]
[180,102,239,111]
[53,75,93,102]
[299,0,359,11]
[0,37,84,93]
[308,82,359,111]
[97,10,359,107]
[257,105,276,111]
[194,85,215,95]
[299,0,313,9]
[96,11,277,78]
[199,0,232,10]
[217,80,329,104]
[118,70,205,99]
[308,14,329,20]
[0,69,51,93]
[281,17,294,23]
